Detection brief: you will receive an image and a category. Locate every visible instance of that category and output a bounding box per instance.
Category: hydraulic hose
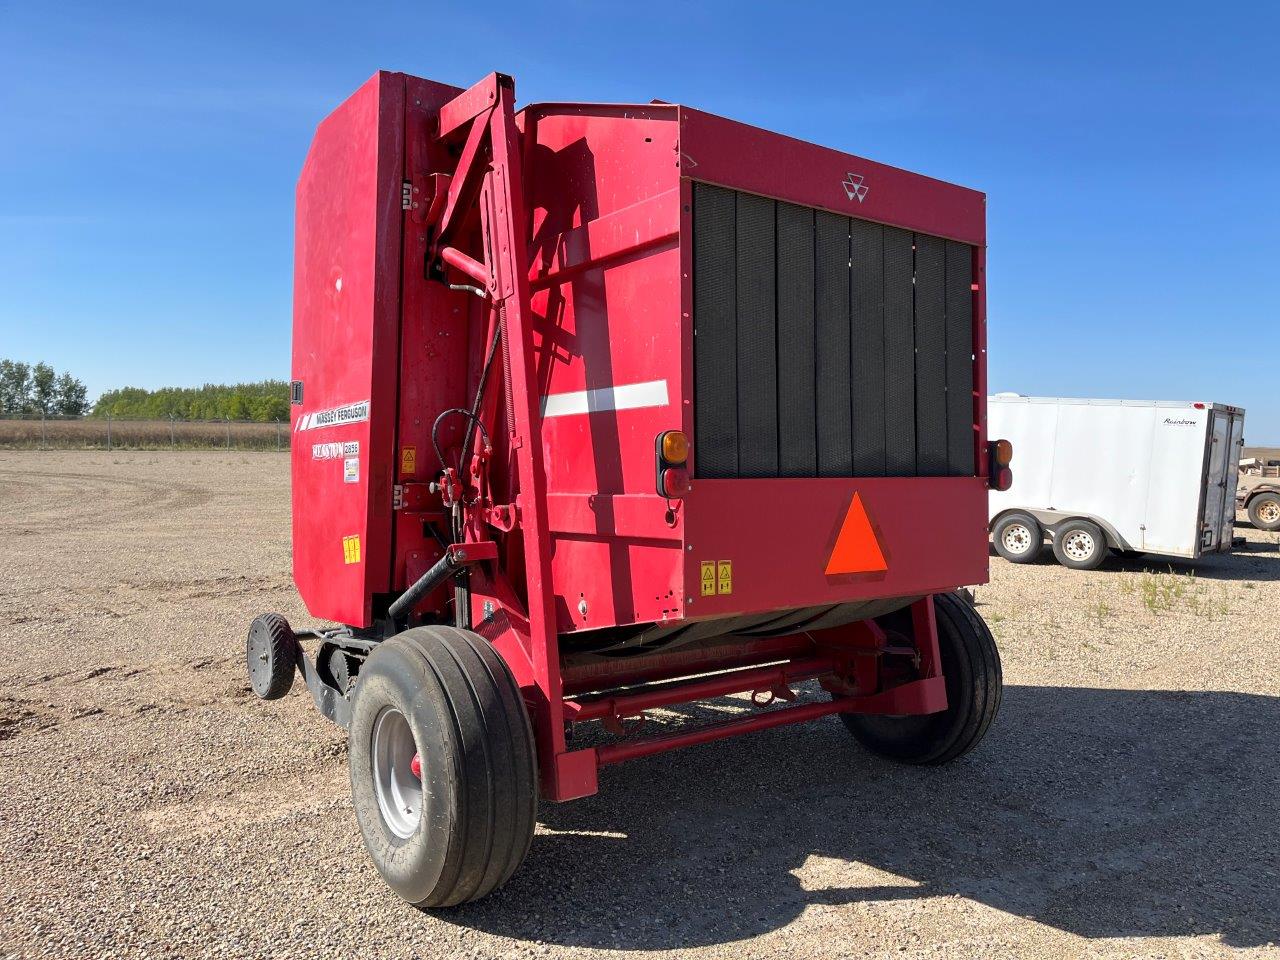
[387,550,466,624]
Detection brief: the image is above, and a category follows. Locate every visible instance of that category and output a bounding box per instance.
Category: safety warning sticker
[700,560,716,597]
[343,456,360,484]
[401,445,417,475]
[716,560,733,595]
[342,535,361,564]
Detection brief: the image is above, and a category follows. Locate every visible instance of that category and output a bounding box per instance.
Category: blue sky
[2,2,1277,441]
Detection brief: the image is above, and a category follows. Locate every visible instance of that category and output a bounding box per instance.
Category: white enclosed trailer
[988,396,1245,569]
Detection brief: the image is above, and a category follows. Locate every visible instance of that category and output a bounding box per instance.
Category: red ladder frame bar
[426,73,575,797]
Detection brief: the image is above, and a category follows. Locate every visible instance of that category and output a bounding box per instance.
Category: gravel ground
[1,451,1277,959]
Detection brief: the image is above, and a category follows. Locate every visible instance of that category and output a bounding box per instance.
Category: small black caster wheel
[246,613,300,700]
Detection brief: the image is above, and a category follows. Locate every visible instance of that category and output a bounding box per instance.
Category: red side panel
[291,72,405,627]
[677,107,985,246]
[522,106,686,634]
[682,478,989,619]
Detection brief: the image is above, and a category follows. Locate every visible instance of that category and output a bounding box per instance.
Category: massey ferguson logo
[842,172,869,203]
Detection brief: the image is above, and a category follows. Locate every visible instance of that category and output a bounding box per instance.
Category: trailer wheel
[246,613,299,700]
[992,512,1042,563]
[1248,493,1280,531]
[347,626,537,908]
[840,592,1002,765]
[1052,519,1107,570]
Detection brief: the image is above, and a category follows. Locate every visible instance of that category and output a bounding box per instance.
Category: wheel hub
[1063,530,1095,561]
[372,707,423,840]
[247,627,271,689]
[1259,500,1280,524]
[1002,523,1032,554]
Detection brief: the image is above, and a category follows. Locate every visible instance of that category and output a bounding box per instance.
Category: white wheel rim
[1001,523,1033,555]
[1062,530,1096,561]
[372,707,422,840]
[1259,500,1280,524]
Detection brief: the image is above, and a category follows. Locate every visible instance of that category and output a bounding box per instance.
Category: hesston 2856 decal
[312,441,360,460]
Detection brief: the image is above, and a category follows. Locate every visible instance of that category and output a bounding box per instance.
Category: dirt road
[2,452,1277,958]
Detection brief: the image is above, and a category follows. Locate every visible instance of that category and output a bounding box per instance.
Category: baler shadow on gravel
[246,70,1010,907]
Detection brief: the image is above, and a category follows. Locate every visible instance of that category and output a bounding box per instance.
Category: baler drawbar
[246,69,1006,907]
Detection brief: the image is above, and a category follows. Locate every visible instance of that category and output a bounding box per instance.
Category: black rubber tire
[992,512,1042,563]
[1247,493,1280,532]
[246,613,298,700]
[1051,518,1108,570]
[840,592,1002,765]
[348,626,537,908]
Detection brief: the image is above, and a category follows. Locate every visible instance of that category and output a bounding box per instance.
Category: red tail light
[660,467,691,499]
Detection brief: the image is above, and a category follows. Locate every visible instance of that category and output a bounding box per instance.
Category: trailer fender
[1242,484,1280,508]
[1014,509,1133,552]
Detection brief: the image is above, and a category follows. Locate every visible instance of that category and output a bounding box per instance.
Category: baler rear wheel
[245,613,299,701]
[840,592,1002,765]
[347,626,537,908]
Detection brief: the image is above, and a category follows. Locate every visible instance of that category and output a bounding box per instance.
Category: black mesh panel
[850,219,886,476]
[913,233,948,475]
[944,240,975,474]
[882,226,916,475]
[692,184,738,477]
[776,202,817,476]
[814,211,852,476]
[734,192,778,477]
[692,182,976,480]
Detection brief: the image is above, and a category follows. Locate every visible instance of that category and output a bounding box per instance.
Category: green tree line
[92,380,291,422]
[0,359,90,416]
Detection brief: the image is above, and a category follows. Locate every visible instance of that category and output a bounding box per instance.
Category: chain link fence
[0,414,291,451]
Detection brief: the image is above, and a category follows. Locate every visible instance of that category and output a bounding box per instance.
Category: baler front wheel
[840,592,1002,765]
[347,626,537,908]
[245,613,299,701]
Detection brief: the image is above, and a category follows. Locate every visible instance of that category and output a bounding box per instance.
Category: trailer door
[1200,409,1239,553]
[1217,411,1245,550]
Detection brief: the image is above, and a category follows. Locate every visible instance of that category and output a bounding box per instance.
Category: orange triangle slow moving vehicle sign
[825,493,888,575]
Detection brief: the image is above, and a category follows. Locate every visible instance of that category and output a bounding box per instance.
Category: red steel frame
[293,71,988,802]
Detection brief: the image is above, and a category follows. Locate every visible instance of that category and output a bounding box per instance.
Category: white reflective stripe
[541,379,669,418]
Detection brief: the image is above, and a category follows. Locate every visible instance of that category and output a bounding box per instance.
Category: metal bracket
[750,684,797,707]
[392,482,434,512]
[485,503,518,532]
[296,649,352,729]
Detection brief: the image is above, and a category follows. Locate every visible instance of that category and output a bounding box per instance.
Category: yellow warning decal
[700,560,716,597]
[401,445,417,476]
[342,535,361,565]
[716,560,733,595]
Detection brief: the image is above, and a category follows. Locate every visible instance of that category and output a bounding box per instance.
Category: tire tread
[248,613,297,701]
[840,592,1001,765]
[350,626,536,908]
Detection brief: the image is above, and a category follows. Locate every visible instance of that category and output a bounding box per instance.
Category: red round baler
[246,70,1006,907]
